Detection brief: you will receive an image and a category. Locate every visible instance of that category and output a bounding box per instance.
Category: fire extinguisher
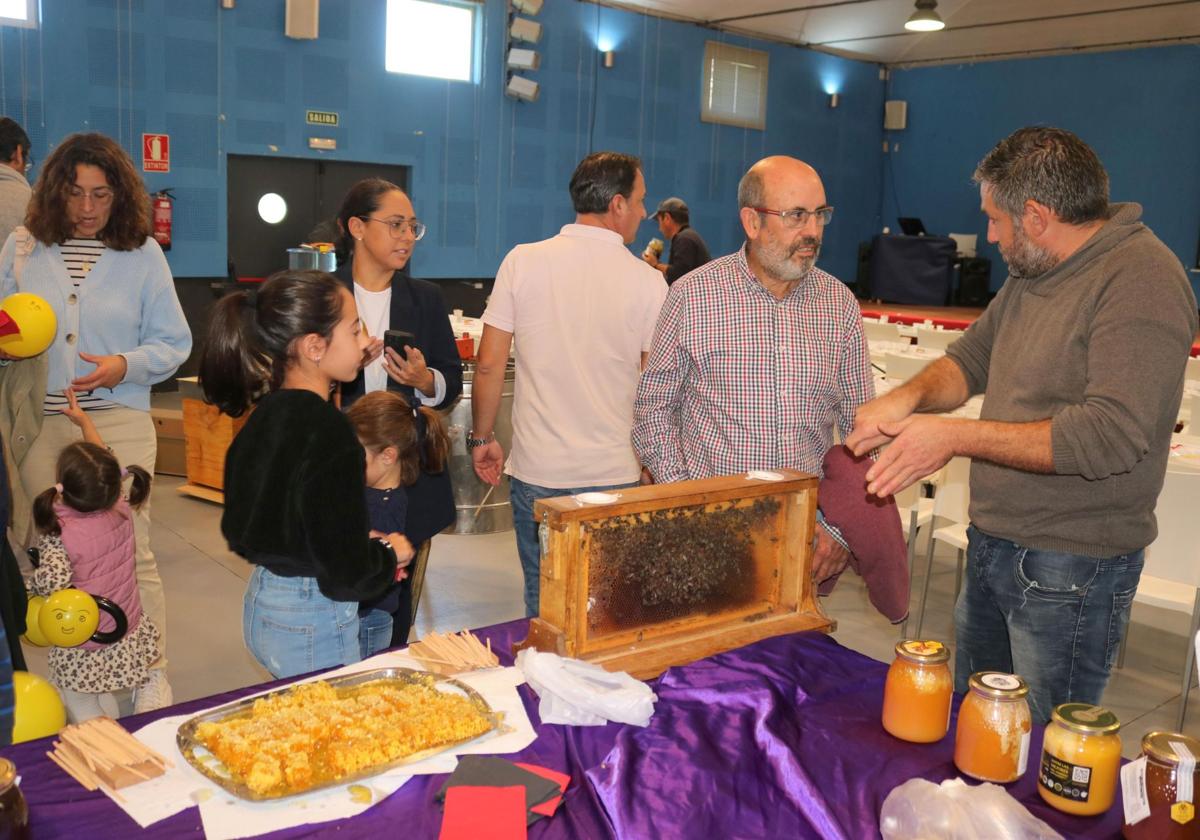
[152,189,173,252]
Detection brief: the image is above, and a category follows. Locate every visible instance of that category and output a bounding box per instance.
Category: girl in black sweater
[199,270,413,679]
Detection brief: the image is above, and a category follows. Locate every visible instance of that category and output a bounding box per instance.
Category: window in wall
[0,0,36,29]
[385,0,475,82]
[701,42,768,131]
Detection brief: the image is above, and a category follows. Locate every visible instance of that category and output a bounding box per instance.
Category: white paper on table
[197,767,414,840]
[112,651,533,832]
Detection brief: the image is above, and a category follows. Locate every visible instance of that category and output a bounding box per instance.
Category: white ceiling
[598,0,1200,66]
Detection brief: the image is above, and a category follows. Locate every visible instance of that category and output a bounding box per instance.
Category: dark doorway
[226,156,411,280]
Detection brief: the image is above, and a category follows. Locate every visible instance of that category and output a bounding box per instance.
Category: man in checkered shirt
[632,156,875,582]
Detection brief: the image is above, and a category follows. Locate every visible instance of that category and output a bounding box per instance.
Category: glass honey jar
[1037,702,1121,815]
[882,639,953,743]
[0,758,29,840]
[1123,731,1200,840]
[954,672,1032,783]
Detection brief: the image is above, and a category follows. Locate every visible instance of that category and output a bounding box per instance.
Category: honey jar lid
[1143,731,1200,766]
[0,758,14,791]
[894,639,950,665]
[1051,703,1120,735]
[967,671,1029,699]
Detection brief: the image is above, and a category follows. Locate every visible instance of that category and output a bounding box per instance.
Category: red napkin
[438,785,527,840]
[515,762,570,817]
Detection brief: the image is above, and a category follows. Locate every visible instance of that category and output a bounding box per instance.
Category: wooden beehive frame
[515,470,834,678]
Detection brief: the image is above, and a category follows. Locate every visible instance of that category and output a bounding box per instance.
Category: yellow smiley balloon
[23,595,50,647]
[0,292,57,358]
[11,671,66,743]
[39,588,100,647]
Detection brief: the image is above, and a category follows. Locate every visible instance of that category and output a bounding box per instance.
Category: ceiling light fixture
[904,0,945,33]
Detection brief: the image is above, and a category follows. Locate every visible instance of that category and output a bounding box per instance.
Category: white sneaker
[134,669,173,713]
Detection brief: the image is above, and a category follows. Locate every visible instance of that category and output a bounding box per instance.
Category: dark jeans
[509,477,637,618]
[954,525,1144,722]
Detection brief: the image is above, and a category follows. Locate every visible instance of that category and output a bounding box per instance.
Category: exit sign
[305,110,339,127]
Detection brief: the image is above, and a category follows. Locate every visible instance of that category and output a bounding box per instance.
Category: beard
[753,234,822,282]
[1001,223,1058,279]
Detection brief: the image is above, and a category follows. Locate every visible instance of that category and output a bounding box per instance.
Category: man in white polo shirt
[470,152,668,617]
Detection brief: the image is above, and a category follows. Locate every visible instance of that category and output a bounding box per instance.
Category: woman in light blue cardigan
[0,132,190,714]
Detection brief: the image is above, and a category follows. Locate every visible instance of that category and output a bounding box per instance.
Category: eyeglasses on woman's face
[359,216,426,241]
[67,186,115,206]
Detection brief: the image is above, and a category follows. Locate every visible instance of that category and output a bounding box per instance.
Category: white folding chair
[885,351,935,383]
[1117,466,1200,730]
[863,319,904,345]
[895,466,946,637]
[913,456,972,639]
[915,326,964,351]
[1186,355,1200,384]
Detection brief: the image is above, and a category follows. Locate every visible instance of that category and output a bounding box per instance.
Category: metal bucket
[286,247,337,272]
[443,364,515,534]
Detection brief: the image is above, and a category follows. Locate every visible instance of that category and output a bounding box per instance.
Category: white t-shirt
[483,224,668,487]
[354,284,392,395]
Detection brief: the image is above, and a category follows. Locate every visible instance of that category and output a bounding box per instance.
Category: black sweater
[221,389,396,601]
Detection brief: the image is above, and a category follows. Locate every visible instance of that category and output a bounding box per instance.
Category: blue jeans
[358,609,394,660]
[509,477,638,618]
[243,567,362,679]
[954,525,1144,722]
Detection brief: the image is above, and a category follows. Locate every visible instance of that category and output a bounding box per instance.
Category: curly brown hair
[25,132,152,250]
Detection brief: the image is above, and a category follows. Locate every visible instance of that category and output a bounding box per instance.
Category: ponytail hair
[346,392,449,486]
[124,464,153,509]
[199,270,345,417]
[33,442,144,535]
[416,406,449,477]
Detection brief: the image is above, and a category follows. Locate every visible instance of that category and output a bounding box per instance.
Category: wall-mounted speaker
[286,0,319,40]
[884,100,907,131]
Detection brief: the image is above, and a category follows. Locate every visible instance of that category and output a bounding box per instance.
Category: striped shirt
[43,238,114,414]
[633,246,875,484]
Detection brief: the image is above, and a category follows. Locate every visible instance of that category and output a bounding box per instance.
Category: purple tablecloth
[1,622,1125,838]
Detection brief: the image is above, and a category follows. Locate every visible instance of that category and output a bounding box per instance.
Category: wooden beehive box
[180,398,251,501]
[516,470,834,679]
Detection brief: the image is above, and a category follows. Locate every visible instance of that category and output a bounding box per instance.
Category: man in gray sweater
[846,126,1198,721]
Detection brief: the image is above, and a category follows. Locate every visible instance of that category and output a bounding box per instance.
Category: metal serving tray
[176,667,501,801]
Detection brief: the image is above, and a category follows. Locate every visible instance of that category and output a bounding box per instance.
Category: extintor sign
[142,134,170,172]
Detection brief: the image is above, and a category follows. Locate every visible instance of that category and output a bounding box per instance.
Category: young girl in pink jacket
[28,390,162,722]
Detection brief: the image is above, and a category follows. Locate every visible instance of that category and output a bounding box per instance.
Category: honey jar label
[1172,801,1195,824]
[1018,730,1030,776]
[1039,751,1093,802]
[1120,757,1151,826]
[1170,740,1196,803]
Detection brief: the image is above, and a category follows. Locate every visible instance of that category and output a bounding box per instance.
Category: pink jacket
[56,499,143,651]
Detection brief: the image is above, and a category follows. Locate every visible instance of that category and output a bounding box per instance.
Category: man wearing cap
[643,197,711,285]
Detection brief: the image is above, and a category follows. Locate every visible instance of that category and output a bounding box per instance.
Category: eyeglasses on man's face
[360,216,426,241]
[753,206,835,228]
[67,186,114,205]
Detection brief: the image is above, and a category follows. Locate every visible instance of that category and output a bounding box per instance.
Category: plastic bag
[515,648,657,727]
[880,778,1063,840]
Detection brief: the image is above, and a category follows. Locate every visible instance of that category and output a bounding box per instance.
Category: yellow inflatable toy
[0,292,57,358]
[22,595,50,647]
[12,671,66,743]
[37,588,128,647]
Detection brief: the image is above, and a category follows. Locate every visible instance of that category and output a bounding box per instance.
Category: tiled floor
[20,474,1200,759]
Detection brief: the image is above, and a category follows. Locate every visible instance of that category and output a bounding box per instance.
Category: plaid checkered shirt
[633,246,874,494]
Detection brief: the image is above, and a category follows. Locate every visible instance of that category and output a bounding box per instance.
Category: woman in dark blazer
[334,178,462,644]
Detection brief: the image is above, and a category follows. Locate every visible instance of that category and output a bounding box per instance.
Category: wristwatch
[466,430,494,450]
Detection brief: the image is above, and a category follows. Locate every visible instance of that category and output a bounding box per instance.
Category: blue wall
[0,0,886,284]
[882,45,1200,296]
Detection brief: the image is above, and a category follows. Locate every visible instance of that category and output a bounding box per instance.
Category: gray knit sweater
[946,202,1198,557]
